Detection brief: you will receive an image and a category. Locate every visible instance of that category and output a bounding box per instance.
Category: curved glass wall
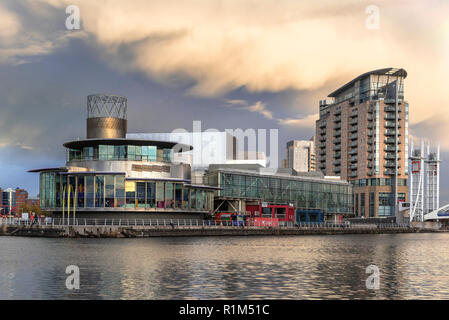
[39,172,213,211]
[67,145,174,163]
[204,171,352,214]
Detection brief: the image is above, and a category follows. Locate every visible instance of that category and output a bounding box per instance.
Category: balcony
[385,146,400,152]
[334,109,341,116]
[384,121,396,128]
[349,118,358,125]
[367,130,373,136]
[333,168,341,174]
[349,133,358,140]
[385,106,402,112]
[333,116,341,123]
[367,146,373,152]
[385,129,397,136]
[349,171,358,178]
[349,156,358,163]
[333,130,341,137]
[384,169,400,175]
[350,110,358,118]
[385,114,401,120]
[349,164,358,170]
[334,138,341,144]
[350,141,358,147]
[368,162,373,168]
[384,137,396,144]
[367,154,373,160]
[367,114,374,121]
[367,169,373,176]
[334,123,341,130]
[319,129,326,135]
[334,152,341,159]
[350,126,358,133]
[333,159,341,166]
[384,161,401,168]
[319,150,326,156]
[367,123,373,129]
[319,163,326,169]
[367,138,373,144]
[349,149,358,155]
[333,145,341,151]
[319,136,326,142]
[385,153,401,160]
[319,122,326,129]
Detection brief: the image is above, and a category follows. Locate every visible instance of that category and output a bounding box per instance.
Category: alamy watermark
[65,265,80,290]
[170,121,279,175]
[366,5,380,30]
[65,5,81,30]
[365,265,380,290]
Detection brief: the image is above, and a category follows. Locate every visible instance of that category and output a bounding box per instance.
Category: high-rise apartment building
[285,138,316,172]
[315,68,409,218]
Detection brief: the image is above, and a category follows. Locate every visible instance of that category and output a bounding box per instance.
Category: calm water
[1,233,449,300]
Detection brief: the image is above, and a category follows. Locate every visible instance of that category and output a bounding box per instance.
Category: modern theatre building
[29,94,217,219]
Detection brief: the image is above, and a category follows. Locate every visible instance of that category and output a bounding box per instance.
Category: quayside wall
[0,224,425,238]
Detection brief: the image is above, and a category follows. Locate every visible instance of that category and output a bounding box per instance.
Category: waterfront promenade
[0,217,422,238]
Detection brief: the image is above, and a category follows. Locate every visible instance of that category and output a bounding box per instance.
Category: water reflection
[2,234,449,299]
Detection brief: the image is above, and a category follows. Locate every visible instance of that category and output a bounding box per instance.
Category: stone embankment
[0,224,427,238]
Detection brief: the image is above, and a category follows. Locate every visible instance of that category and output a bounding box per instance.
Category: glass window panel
[105,175,114,208]
[95,176,105,208]
[156,182,165,208]
[165,182,173,208]
[183,188,190,209]
[115,176,125,208]
[136,182,146,208]
[128,145,136,161]
[77,176,85,208]
[99,145,108,161]
[175,184,183,208]
[148,146,157,161]
[146,182,155,208]
[125,181,136,208]
[85,176,94,208]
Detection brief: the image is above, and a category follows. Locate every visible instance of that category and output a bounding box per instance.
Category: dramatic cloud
[278,114,318,129]
[3,0,449,197]
[224,100,273,120]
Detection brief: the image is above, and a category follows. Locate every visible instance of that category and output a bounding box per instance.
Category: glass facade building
[39,172,214,212]
[31,94,217,218]
[204,170,352,215]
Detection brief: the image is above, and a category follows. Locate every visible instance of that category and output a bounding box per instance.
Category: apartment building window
[360,193,365,217]
[379,192,394,216]
[369,192,375,217]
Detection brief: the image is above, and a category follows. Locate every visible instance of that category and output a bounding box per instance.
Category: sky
[0,0,449,201]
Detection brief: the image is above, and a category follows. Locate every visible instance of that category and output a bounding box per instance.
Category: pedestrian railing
[0,217,411,230]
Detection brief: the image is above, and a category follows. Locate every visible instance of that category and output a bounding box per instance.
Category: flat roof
[207,168,350,185]
[63,138,193,152]
[328,68,407,98]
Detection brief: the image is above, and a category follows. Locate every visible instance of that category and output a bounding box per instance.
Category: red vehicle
[214,212,245,226]
[246,204,295,222]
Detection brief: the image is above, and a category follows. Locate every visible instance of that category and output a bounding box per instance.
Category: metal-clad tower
[86,94,128,139]
[409,139,425,222]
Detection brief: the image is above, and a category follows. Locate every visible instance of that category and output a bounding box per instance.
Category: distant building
[25,197,40,208]
[285,138,316,172]
[0,187,28,215]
